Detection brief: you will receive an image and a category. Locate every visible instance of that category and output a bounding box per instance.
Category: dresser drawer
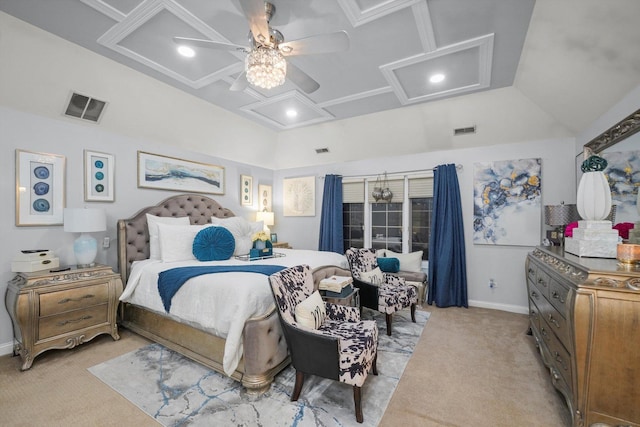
[548,278,570,317]
[39,283,109,317]
[540,301,570,348]
[528,297,541,333]
[546,320,572,388]
[534,268,551,299]
[38,304,108,340]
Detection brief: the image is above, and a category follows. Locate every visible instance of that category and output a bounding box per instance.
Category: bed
[117,194,349,393]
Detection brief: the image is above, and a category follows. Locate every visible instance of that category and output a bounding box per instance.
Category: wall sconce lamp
[64,208,106,267]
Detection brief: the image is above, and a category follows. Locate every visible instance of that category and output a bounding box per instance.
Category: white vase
[577,171,612,221]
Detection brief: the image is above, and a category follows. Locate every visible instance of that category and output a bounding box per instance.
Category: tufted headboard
[117,194,235,284]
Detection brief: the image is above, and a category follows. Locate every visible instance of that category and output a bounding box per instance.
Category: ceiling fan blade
[173,37,247,52]
[239,0,271,47]
[279,31,350,56]
[286,62,320,94]
[229,71,248,92]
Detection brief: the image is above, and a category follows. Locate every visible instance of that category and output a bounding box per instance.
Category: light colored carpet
[88,310,429,427]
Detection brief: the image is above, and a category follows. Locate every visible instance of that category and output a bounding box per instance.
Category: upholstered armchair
[269,264,378,424]
[345,248,417,336]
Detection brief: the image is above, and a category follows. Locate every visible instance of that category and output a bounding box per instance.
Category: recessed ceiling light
[177,45,195,58]
[429,73,445,83]
[286,109,298,118]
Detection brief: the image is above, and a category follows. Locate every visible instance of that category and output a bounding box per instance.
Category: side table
[5,264,123,370]
[272,242,291,249]
[321,287,360,309]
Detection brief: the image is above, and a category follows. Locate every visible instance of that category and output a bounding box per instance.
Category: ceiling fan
[173,0,350,94]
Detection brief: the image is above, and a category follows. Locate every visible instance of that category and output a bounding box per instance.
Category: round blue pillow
[192,226,235,261]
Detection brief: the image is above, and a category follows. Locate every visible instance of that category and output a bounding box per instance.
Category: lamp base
[74,233,98,267]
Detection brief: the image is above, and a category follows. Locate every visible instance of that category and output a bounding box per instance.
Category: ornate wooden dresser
[526,246,639,427]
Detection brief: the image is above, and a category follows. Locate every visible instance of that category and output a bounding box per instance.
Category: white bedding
[120,248,348,376]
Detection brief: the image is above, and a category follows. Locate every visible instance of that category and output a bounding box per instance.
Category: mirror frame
[584,108,640,155]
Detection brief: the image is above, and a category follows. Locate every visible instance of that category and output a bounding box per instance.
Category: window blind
[408,176,434,198]
[343,180,365,203]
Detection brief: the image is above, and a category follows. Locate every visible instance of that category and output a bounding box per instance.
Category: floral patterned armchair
[268,264,378,424]
[345,247,417,335]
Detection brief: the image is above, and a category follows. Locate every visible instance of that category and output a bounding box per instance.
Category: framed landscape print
[473,158,541,245]
[84,150,114,202]
[283,176,315,216]
[241,175,253,206]
[15,149,66,226]
[137,151,225,195]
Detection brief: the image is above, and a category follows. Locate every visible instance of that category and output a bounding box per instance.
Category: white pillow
[382,250,424,273]
[359,267,384,284]
[294,291,326,329]
[210,217,263,255]
[157,223,210,263]
[146,214,190,260]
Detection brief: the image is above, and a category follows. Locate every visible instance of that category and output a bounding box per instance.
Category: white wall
[274,137,577,314]
[0,106,276,355]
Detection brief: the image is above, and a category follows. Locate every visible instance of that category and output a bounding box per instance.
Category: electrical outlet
[102,237,110,248]
[489,279,497,288]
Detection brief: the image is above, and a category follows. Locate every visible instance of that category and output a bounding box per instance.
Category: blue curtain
[318,174,344,253]
[428,164,468,307]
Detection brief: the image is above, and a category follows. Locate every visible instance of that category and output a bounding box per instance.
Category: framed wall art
[283,175,316,217]
[258,184,272,212]
[84,150,114,202]
[15,149,66,226]
[137,151,225,195]
[473,158,541,246]
[241,175,253,206]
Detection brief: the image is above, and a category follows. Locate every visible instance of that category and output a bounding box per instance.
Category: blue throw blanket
[158,265,287,312]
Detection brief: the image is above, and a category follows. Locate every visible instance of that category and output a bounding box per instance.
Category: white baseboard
[0,340,15,357]
[468,299,529,315]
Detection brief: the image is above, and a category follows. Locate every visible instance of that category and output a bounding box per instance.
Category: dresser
[526,247,640,427]
[5,264,123,370]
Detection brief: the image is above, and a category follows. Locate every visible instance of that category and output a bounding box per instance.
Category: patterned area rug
[89,309,429,427]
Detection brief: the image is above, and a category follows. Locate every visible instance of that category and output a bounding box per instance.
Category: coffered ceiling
[0,0,534,131]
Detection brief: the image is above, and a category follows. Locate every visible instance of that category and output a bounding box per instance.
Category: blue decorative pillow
[377,257,400,273]
[192,226,235,261]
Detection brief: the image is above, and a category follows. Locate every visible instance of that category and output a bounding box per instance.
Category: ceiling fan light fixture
[245,47,286,90]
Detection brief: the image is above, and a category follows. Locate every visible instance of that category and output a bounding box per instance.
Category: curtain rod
[320,164,463,179]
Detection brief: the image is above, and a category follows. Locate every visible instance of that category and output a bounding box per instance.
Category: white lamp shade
[64,208,106,232]
[256,211,275,227]
[577,171,612,221]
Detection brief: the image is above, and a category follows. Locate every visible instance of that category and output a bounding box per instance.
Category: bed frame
[116,194,290,393]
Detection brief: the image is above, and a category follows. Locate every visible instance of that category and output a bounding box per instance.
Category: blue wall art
[16,149,66,226]
[84,150,115,202]
[602,150,640,224]
[473,158,542,245]
[138,151,225,195]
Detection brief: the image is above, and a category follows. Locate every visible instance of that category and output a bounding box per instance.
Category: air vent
[64,92,107,123]
[453,126,476,135]
[315,147,330,154]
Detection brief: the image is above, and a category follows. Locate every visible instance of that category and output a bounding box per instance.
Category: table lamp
[544,203,579,247]
[256,211,275,235]
[64,208,106,267]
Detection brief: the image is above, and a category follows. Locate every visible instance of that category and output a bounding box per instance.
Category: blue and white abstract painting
[602,150,640,223]
[473,158,542,245]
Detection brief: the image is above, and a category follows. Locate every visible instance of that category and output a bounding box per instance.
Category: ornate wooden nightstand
[5,264,123,370]
[271,242,291,249]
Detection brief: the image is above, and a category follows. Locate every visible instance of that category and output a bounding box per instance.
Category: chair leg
[292,370,304,401]
[372,352,378,376]
[411,303,416,323]
[353,385,363,423]
[385,313,392,336]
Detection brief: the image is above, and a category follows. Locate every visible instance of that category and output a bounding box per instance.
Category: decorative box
[249,240,273,260]
[13,250,54,262]
[12,257,60,273]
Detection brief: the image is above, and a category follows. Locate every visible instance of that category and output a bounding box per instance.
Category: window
[342,174,433,260]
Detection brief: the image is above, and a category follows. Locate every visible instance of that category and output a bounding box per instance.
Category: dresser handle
[541,327,549,341]
[57,315,92,326]
[551,291,565,303]
[554,351,568,371]
[530,310,538,320]
[537,277,547,287]
[548,314,560,329]
[531,290,539,299]
[58,294,95,304]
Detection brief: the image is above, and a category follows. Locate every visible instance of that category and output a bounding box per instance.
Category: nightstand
[272,242,291,249]
[5,264,123,370]
[321,287,360,309]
